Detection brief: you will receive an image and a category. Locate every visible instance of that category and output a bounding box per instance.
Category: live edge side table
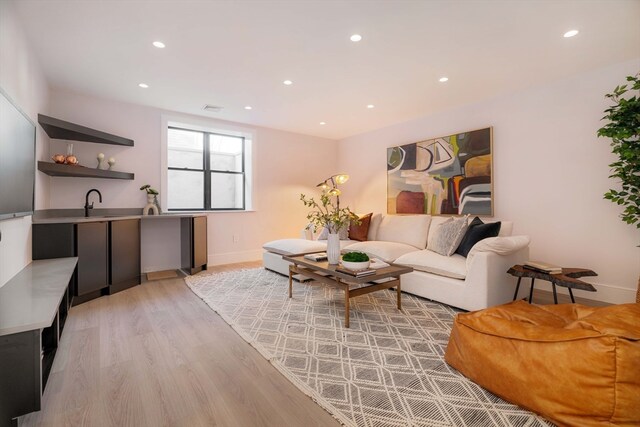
[507,265,597,304]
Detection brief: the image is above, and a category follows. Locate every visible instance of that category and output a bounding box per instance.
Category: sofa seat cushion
[395,250,467,279]
[343,241,418,263]
[445,301,640,427]
[263,239,327,256]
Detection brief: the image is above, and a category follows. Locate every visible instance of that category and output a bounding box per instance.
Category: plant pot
[341,259,370,271]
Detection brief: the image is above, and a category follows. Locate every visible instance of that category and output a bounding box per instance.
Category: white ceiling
[11,0,640,140]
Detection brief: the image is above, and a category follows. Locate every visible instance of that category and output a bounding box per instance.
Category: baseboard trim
[516,279,636,305]
[208,249,263,266]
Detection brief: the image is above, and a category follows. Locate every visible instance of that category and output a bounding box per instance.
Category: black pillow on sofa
[455,217,501,257]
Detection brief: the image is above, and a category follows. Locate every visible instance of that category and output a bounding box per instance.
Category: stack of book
[304,252,327,262]
[335,266,376,277]
[523,261,563,274]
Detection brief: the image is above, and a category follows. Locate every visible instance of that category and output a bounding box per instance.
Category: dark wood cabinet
[109,219,141,293]
[76,222,108,297]
[33,220,140,305]
[181,216,208,274]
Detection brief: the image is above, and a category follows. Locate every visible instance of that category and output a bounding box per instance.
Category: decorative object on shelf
[107,157,116,170]
[300,173,358,264]
[387,127,492,215]
[51,154,65,164]
[64,143,78,165]
[140,184,160,215]
[341,251,370,271]
[96,152,105,169]
[153,195,162,214]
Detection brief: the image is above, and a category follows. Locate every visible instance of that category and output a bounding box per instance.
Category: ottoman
[445,300,640,427]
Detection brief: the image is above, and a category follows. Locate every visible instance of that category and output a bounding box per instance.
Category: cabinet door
[76,222,108,295]
[110,219,140,291]
[192,216,207,269]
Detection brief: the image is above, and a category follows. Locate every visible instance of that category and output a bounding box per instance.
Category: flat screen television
[0,87,36,220]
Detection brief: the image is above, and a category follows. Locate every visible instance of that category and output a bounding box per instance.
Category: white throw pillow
[427,215,469,256]
[263,239,327,256]
[343,241,418,263]
[367,213,383,241]
[375,215,431,249]
[427,216,453,249]
[395,249,467,280]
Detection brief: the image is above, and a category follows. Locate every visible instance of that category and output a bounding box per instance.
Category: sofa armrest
[466,235,530,270]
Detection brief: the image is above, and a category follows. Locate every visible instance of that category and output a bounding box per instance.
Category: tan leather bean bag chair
[445,301,640,427]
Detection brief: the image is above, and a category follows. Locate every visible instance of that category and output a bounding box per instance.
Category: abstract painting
[387,127,492,215]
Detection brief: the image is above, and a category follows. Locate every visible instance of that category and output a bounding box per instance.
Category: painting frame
[386,126,493,216]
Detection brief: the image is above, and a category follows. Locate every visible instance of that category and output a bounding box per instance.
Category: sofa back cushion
[375,214,431,249]
[367,213,383,241]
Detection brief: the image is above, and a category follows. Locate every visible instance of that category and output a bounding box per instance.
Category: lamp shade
[327,188,341,197]
[334,174,349,185]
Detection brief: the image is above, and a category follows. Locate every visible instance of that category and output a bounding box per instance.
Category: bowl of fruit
[341,251,370,271]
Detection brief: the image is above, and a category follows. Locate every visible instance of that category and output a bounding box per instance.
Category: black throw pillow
[455,217,501,257]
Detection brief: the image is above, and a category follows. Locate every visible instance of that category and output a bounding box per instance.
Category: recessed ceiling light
[244,106,252,110]
[283,80,293,85]
[367,104,375,109]
[350,34,362,42]
[320,121,326,125]
[563,29,579,38]
[138,83,149,88]
[439,77,449,82]
[152,41,165,48]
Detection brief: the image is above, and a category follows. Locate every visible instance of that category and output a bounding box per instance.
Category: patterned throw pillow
[348,213,373,241]
[317,224,349,240]
[427,215,470,256]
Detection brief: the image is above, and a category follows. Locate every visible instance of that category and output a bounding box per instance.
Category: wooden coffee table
[283,254,413,328]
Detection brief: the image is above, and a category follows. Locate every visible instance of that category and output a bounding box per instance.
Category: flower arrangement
[300,191,359,234]
[139,184,159,195]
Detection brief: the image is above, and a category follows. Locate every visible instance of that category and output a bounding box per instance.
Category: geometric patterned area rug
[185,268,552,427]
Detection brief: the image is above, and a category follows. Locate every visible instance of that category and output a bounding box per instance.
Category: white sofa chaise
[262,214,529,311]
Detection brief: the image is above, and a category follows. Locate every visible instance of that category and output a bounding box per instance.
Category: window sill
[167,209,256,214]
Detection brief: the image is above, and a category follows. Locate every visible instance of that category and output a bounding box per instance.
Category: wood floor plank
[20,261,340,427]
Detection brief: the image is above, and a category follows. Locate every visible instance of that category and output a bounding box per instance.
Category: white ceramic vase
[327,233,341,265]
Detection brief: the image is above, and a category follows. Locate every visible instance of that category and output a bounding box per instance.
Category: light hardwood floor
[21,261,340,427]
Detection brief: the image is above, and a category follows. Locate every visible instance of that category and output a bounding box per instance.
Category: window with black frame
[167,126,246,211]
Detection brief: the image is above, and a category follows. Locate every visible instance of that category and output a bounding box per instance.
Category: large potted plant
[597,72,639,302]
[300,186,358,264]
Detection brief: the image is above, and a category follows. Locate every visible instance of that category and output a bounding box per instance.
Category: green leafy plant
[300,191,359,234]
[597,73,640,228]
[342,252,369,262]
[140,184,159,195]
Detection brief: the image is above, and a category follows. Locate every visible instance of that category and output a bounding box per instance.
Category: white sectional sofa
[262,214,530,312]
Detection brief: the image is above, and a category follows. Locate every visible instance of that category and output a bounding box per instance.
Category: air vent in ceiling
[203,105,223,113]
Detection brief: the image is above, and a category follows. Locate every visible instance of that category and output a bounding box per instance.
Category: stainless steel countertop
[32,211,207,224]
[0,258,78,336]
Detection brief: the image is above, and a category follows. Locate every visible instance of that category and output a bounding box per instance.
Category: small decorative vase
[153,195,162,214]
[97,153,104,169]
[327,232,341,265]
[143,193,159,215]
[107,157,116,170]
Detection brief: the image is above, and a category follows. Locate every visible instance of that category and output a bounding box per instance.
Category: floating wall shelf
[38,161,135,180]
[38,114,134,146]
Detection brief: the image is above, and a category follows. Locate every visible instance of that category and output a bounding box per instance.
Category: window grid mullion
[203,132,211,210]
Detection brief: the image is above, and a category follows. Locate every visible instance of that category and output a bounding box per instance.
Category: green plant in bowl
[342,252,370,262]
[341,252,371,271]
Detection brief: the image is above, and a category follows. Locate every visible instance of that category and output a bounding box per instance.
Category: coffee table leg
[568,287,575,303]
[397,279,402,310]
[552,283,558,304]
[344,288,350,328]
[288,265,293,298]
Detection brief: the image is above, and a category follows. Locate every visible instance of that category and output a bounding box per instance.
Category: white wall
[0,2,50,287]
[47,88,338,270]
[338,59,640,304]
